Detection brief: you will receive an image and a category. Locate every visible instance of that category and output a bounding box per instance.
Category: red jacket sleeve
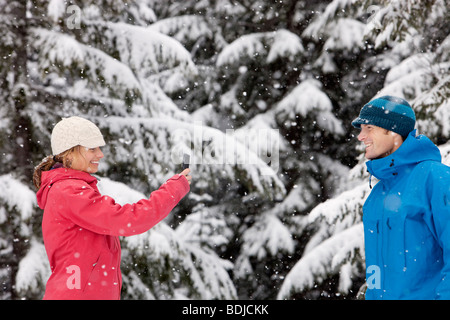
[52,174,190,236]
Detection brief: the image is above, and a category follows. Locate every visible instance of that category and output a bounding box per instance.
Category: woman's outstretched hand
[180,168,192,185]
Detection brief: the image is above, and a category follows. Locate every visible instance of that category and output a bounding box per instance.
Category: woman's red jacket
[36,168,189,300]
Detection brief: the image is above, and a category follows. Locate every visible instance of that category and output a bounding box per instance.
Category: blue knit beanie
[351,95,416,137]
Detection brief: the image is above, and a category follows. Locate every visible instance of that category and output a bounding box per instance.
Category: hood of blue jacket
[366,129,442,181]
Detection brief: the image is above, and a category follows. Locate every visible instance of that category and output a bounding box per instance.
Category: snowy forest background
[0,0,449,300]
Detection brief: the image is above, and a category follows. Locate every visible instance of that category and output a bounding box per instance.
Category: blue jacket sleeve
[429,166,450,299]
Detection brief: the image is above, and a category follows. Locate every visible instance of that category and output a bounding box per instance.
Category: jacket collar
[36,168,98,209]
[366,130,441,182]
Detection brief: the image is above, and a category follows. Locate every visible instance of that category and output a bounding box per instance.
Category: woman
[33,116,191,300]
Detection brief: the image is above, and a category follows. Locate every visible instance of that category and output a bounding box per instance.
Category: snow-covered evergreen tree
[278,0,450,299]
[0,0,282,299]
[0,0,448,300]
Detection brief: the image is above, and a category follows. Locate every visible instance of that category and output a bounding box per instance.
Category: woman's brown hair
[33,147,75,190]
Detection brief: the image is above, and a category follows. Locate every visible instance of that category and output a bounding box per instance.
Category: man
[352,95,450,299]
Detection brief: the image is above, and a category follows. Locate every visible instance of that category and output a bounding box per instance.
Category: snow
[217,29,304,66]
[99,115,286,200]
[124,218,237,299]
[266,30,305,63]
[313,51,338,74]
[323,18,365,52]
[149,15,213,44]
[175,210,230,249]
[98,177,237,299]
[32,27,142,99]
[31,21,198,122]
[97,177,147,205]
[277,180,319,214]
[241,211,295,260]
[302,0,363,42]
[15,239,51,296]
[233,111,289,178]
[133,0,157,24]
[367,7,396,49]
[0,175,36,221]
[2,0,449,301]
[307,182,369,232]
[47,0,65,23]
[376,51,450,140]
[277,180,370,299]
[275,79,344,136]
[32,28,85,68]
[218,88,247,118]
[436,33,450,63]
[413,73,450,138]
[384,53,434,85]
[441,143,450,166]
[102,21,197,78]
[180,245,236,299]
[433,96,450,138]
[377,61,450,101]
[216,33,265,67]
[277,223,364,299]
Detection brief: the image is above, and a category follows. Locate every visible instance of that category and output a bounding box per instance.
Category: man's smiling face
[358,124,403,160]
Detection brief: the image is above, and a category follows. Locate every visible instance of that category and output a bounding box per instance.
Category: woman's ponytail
[33,156,56,190]
[32,148,74,190]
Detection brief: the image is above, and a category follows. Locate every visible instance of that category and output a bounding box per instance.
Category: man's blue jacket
[363,130,450,299]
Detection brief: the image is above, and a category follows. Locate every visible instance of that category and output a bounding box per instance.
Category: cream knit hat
[51,116,106,155]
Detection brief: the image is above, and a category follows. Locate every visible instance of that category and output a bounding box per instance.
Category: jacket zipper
[115,236,122,299]
[380,184,389,299]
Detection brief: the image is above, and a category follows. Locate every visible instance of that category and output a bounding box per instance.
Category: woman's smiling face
[358,124,403,160]
[70,146,104,173]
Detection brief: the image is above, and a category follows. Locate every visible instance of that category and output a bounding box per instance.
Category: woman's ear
[63,146,78,168]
